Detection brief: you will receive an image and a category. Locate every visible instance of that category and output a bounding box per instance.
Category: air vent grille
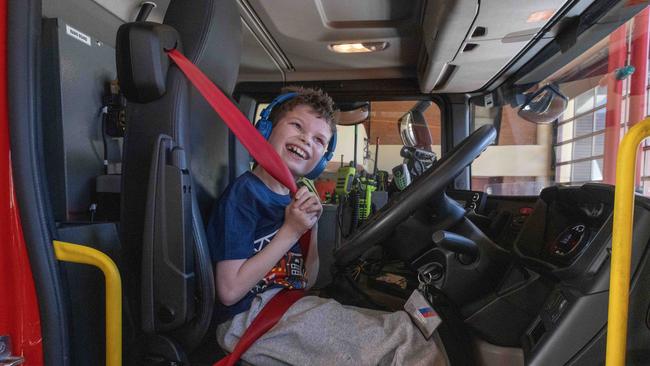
[463,43,478,52]
[471,26,487,38]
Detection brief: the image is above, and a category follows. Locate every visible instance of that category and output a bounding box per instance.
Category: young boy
[207,87,447,365]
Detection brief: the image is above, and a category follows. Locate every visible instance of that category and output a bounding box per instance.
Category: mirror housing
[399,101,433,150]
[335,102,370,125]
[518,84,568,124]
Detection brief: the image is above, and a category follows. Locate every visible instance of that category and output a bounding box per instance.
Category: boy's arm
[216,186,318,306]
[304,222,319,288]
[216,224,302,306]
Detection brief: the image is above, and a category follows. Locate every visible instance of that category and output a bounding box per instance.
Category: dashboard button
[519,207,534,215]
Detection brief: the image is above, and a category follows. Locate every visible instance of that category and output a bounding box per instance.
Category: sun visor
[116,22,181,103]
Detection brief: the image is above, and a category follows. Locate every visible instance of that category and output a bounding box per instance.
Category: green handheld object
[392,164,411,191]
[358,175,377,220]
[336,165,356,196]
[376,170,389,191]
[297,177,318,195]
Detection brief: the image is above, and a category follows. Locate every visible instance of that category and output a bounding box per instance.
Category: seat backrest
[164,0,242,220]
[116,0,241,356]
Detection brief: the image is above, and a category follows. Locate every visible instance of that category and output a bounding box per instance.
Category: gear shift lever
[432,230,479,264]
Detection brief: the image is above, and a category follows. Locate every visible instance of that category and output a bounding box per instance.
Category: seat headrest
[116,0,241,103]
[164,0,241,95]
[116,22,181,103]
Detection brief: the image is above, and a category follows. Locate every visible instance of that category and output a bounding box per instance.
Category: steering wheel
[335,124,497,266]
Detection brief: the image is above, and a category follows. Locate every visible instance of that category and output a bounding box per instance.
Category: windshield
[471,5,650,197]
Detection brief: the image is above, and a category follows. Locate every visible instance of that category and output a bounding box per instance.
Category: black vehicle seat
[116,0,241,362]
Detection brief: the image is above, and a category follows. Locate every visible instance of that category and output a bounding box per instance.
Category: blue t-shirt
[206,171,306,322]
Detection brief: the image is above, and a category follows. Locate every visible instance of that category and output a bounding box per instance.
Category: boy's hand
[295,186,323,220]
[283,186,322,237]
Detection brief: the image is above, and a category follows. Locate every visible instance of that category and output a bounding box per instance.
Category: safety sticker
[418,307,436,318]
[65,25,91,46]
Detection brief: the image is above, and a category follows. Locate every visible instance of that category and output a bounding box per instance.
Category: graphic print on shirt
[251,229,306,293]
[253,229,279,253]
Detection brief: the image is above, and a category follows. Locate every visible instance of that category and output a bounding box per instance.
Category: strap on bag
[165,48,310,365]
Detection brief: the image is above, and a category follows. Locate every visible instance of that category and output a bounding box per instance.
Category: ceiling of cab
[238,0,571,93]
[238,0,424,82]
[81,0,573,94]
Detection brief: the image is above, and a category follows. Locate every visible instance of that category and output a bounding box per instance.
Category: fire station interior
[11,0,650,365]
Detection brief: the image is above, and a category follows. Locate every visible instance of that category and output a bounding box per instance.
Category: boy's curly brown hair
[269,86,337,136]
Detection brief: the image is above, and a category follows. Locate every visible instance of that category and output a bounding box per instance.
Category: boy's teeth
[287,145,307,159]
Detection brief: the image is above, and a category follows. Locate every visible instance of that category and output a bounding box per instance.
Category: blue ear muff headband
[256,92,337,179]
[306,130,336,179]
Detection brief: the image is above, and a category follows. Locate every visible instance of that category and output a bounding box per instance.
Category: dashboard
[509,184,650,365]
[414,183,650,365]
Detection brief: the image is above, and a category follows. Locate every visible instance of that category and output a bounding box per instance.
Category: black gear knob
[432,230,479,264]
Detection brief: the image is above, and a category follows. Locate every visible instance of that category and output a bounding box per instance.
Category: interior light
[329,42,388,53]
[527,9,556,23]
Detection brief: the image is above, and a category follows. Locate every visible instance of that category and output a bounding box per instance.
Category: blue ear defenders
[256,92,297,140]
[256,92,337,179]
[308,130,337,180]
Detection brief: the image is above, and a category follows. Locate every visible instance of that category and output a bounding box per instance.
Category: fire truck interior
[6,0,650,365]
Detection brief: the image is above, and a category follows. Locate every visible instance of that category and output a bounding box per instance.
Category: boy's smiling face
[268,104,333,178]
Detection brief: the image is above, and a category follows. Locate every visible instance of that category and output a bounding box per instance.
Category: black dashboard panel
[514,184,614,271]
[515,184,650,365]
[449,190,538,251]
[447,189,487,212]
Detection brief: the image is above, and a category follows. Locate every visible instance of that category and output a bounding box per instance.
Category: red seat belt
[166,49,310,365]
[167,49,298,195]
[213,258,307,366]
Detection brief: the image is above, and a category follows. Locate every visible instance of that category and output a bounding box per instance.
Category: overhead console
[418,0,571,93]
[418,0,477,92]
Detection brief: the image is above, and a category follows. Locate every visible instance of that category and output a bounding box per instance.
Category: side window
[555,87,608,185]
[471,104,550,195]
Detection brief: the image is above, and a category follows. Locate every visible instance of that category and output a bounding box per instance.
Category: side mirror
[399,111,418,147]
[518,84,568,124]
[335,102,370,125]
[398,101,433,150]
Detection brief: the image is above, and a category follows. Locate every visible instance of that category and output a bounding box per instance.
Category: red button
[519,207,534,215]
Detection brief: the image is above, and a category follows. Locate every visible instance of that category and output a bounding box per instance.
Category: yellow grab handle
[605,117,650,366]
[54,240,122,366]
